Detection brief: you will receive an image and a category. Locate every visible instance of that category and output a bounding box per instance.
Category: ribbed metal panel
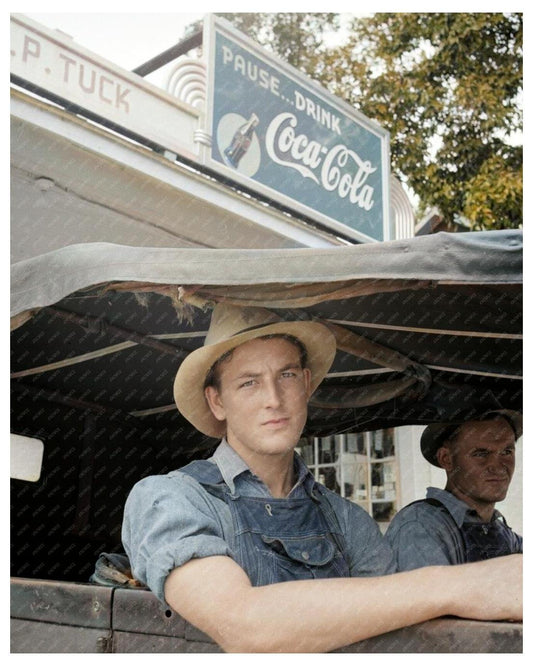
[166,59,207,110]
[390,176,415,239]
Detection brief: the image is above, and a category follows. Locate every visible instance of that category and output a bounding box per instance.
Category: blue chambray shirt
[122,439,396,603]
[385,487,522,571]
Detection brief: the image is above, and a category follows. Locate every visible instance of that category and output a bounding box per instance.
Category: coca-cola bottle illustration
[223,113,259,168]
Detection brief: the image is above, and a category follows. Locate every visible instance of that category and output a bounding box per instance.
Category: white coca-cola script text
[265,113,376,210]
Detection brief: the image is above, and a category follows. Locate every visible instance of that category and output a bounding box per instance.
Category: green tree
[220,13,523,230]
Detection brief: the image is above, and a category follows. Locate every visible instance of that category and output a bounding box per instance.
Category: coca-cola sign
[265,112,376,211]
[203,16,390,243]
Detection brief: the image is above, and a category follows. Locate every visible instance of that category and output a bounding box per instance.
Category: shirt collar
[426,487,502,526]
[209,438,312,495]
[209,439,248,493]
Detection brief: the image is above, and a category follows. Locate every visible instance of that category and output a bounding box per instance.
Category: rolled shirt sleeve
[122,472,232,603]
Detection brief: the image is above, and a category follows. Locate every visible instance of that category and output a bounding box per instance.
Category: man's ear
[204,386,226,422]
[436,445,454,472]
[303,367,312,398]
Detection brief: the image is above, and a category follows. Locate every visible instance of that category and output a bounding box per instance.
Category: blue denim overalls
[180,460,351,586]
[460,519,523,561]
[425,497,522,562]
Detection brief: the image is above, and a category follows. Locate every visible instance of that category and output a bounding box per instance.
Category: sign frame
[202,15,391,243]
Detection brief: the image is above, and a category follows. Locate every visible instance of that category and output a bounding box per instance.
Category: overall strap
[178,459,230,501]
[179,459,225,484]
[410,497,466,563]
[497,512,510,528]
[310,484,350,559]
[424,497,447,509]
[403,497,444,510]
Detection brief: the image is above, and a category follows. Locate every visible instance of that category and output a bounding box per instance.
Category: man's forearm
[224,566,449,652]
[164,554,522,653]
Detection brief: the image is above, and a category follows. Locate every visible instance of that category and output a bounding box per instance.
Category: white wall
[396,426,523,535]
[499,438,523,535]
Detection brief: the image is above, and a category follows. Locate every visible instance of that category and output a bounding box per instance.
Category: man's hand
[445,553,522,622]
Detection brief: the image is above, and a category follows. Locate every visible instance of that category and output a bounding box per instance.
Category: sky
[23,12,207,71]
[21,12,209,89]
[20,4,525,68]
[19,9,356,90]
[19,4,527,85]
[16,8,372,103]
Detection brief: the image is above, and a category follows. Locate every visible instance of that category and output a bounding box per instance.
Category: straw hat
[173,303,337,438]
[420,409,523,467]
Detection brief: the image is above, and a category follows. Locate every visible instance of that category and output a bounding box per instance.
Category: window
[10,433,44,482]
[297,429,398,530]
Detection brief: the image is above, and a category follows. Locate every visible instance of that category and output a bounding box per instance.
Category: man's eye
[239,379,256,388]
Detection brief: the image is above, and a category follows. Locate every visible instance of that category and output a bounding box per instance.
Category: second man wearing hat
[385,412,523,571]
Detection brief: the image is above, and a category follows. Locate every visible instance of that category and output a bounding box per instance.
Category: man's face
[437,417,516,507]
[204,337,311,461]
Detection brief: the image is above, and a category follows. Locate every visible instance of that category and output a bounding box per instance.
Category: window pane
[383,461,396,500]
[370,431,384,458]
[296,438,314,466]
[316,466,340,494]
[370,429,395,458]
[345,432,366,455]
[345,461,368,501]
[318,435,340,464]
[371,462,384,499]
[382,428,395,457]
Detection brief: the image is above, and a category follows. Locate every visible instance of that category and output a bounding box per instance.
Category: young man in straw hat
[386,411,522,571]
[122,304,522,653]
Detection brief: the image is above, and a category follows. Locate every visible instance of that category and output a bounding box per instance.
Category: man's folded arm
[164,552,522,653]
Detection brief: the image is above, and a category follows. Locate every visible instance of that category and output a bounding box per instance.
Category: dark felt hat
[420,410,523,467]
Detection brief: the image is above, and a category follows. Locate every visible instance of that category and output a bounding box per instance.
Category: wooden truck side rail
[10,578,523,653]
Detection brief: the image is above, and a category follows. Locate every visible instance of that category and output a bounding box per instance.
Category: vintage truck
[11,12,523,653]
[10,230,523,652]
